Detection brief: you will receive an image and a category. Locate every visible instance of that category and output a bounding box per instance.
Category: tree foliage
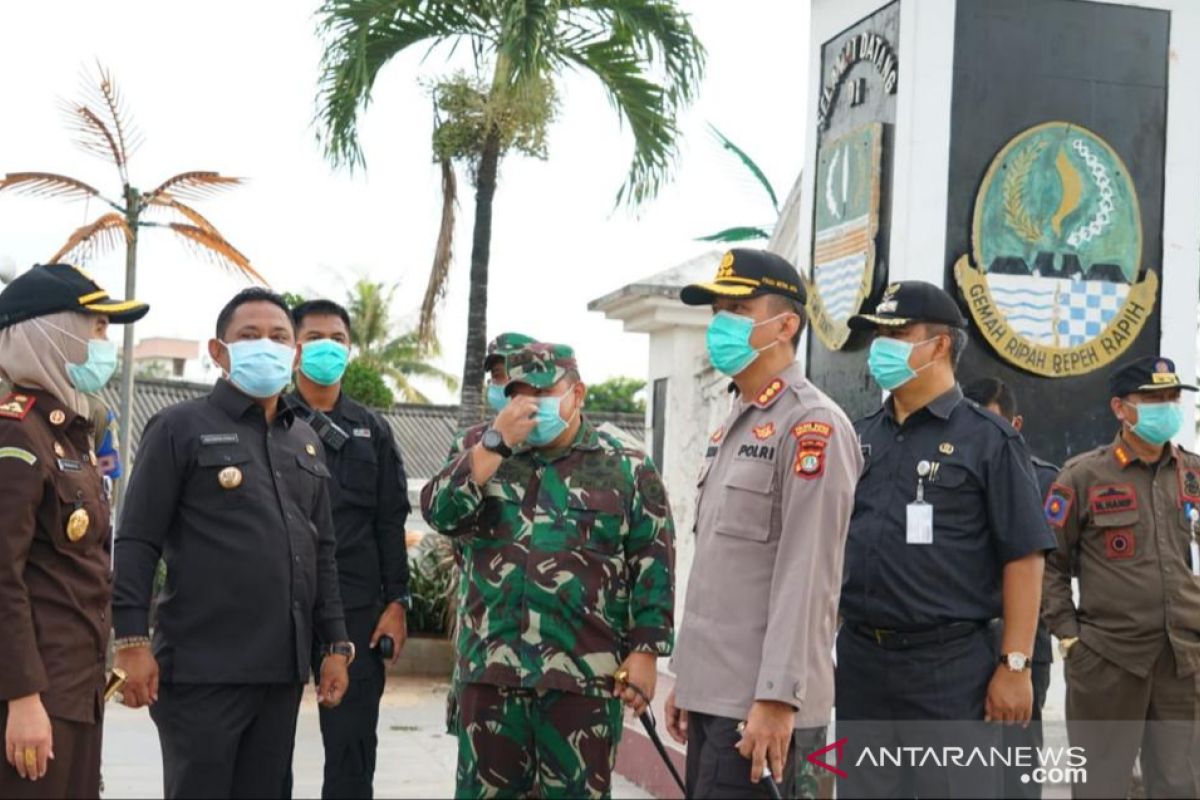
[341,358,395,408]
[586,376,646,414]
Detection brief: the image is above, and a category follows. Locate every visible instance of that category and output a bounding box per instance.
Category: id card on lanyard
[907,461,934,545]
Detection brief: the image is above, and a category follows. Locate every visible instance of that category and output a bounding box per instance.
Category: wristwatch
[389,594,412,612]
[1000,652,1029,672]
[481,428,512,458]
[324,641,356,665]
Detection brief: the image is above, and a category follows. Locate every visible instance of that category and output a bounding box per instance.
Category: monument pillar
[798,0,1200,460]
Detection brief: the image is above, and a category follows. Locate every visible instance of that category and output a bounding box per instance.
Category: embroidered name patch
[1089,484,1138,516]
[200,433,240,445]
[1044,484,1074,528]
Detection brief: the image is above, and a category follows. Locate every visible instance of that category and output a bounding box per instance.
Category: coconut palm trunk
[458,129,501,428]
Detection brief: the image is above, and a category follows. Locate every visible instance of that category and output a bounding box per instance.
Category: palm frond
[0,172,103,202]
[59,100,128,182]
[695,225,772,243]
[81,62,140,168]
[314,0,494,169]
[384,370,432,404]
[167,223,268,285]
[49,213,131,263]
[144,172,243,203]
[143,195,219,232]
[558,1,705,207]
[418,157,457,350]
[708,124,778,212]
[497,0,559,88]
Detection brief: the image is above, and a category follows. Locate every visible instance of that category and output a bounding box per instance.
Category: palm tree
[697,124,781,243]
[346,278,459,403]
[0,63,260,505]
[316,0,705,427]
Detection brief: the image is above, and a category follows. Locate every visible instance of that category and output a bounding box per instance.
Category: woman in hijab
[0,264,147,799]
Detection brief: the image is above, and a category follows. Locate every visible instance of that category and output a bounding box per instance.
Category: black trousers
[150,682,304,799]
[0,708,103,799]
[835,623,1003,799]
[312,605,386,799]
[685,712,827,799]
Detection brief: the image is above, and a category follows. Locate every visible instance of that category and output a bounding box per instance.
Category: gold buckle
[874,628,893,645]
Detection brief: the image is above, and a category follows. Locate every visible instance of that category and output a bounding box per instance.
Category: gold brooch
[218,466,243,489]
[66,508,90,542]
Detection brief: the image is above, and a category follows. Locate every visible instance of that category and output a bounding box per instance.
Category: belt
[848,621,986,650]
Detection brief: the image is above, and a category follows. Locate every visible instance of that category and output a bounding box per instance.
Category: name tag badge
[352,427,371,438]
[1192,540,1200,577]
[200,433,240,445]
[906,501,934,545]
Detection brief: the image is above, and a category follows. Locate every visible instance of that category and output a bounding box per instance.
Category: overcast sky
[0,1,810,403]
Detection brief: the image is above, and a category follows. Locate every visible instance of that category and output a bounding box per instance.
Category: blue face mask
[526,392,579,447]
[35,318,119,393]
[223,338,295,398]
[1128,401,1182,446]
[486,383,508,413]
[867,335,937,391]
[706,311,785,377]
[299,339,349,386]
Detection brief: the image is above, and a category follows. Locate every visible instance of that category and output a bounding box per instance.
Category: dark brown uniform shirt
[0,388,110,723]
[1042,433,1200,678]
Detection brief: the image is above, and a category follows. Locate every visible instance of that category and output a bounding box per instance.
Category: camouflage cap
[504,342,578,394]
[483,332,536,369]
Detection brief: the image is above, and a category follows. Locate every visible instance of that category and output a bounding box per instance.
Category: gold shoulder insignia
[0,393,35,420]
[756,378,786,407]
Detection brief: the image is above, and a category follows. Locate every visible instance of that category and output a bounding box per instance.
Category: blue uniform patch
[1044,483,1074,528]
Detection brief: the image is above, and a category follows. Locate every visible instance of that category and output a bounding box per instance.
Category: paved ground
[101,676,651,799]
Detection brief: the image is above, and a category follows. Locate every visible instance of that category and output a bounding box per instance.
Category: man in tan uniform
[1043,355,1200,798]
[664,249,862,798]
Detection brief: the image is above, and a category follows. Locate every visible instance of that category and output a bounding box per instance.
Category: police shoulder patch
[1044,483,1074,528]
[0,392,35,420]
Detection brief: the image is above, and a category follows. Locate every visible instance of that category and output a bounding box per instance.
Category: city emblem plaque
[954,121,1157,378]
[806,121,884,350]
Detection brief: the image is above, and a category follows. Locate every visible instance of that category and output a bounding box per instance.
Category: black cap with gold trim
[0,263,149,330]
[1109,356,1198,398]
[848,280,966,330]
[680,249,806,306]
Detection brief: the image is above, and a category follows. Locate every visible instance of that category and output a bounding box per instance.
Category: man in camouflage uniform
[445,332,535,735]
[421,342,675,799]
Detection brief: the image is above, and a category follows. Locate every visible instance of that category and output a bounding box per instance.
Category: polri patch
[1044,483,1074,528]
[200,433,240,445]
[794,439,827,480]
[1104,529,1135,560]
[1088,484,1138,516]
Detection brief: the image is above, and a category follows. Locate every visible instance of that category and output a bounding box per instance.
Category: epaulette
[964,399,1020,438]
[1061,446,1104,471]
[0,392,35,421]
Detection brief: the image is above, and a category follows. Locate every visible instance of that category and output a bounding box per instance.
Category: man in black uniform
[964,377,1057,800]
[836,282,1057,798]
[286,299,411,799]
[113,288,353,800]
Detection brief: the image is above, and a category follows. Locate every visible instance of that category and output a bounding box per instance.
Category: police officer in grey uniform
[837,282,1057,798]
[665,249,862,798]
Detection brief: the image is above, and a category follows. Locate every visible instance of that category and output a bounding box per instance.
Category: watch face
[483,429,501,449]
[1008,653,1027,670]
